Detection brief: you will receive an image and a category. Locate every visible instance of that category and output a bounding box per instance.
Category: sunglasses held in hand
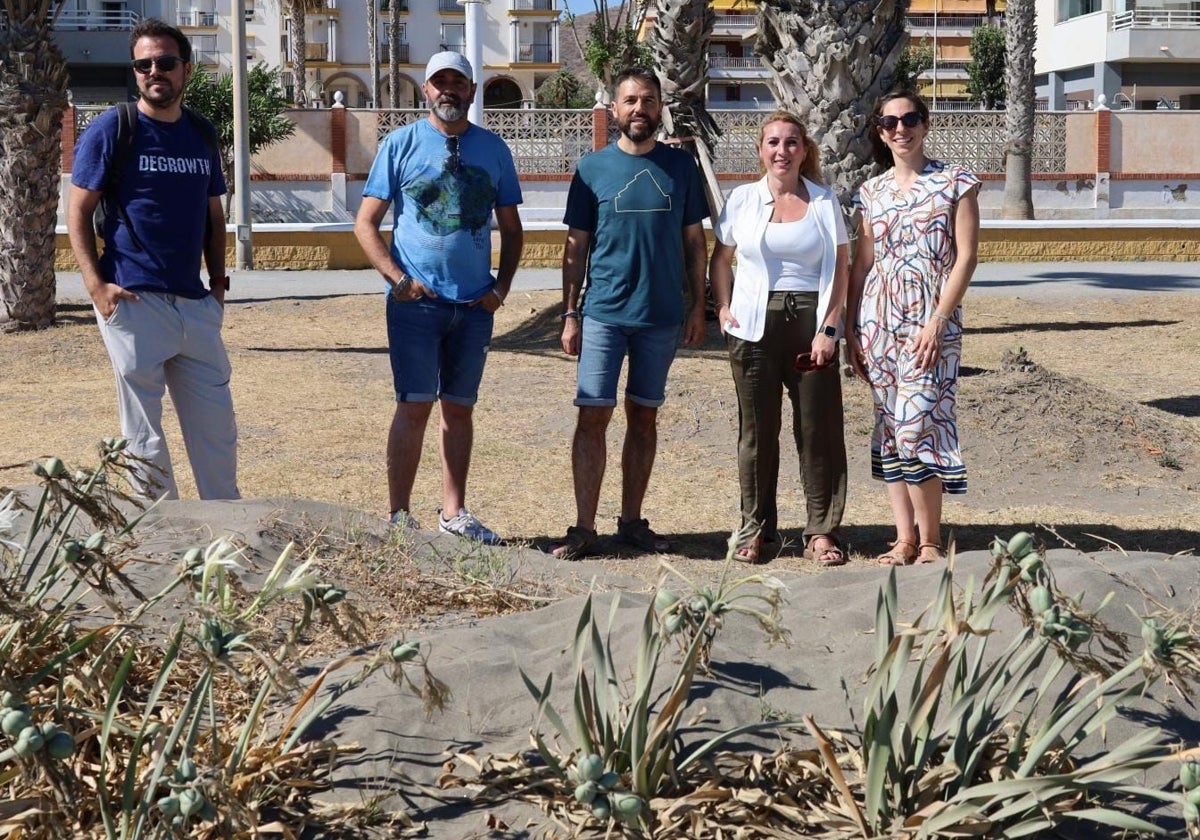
[131,56,183,74]
[876,111,923,131]
[795,352,836,373]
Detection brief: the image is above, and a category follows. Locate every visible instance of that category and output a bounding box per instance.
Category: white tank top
[763,213,822,292]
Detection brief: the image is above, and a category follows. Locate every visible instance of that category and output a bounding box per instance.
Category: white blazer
[714,176,847,343]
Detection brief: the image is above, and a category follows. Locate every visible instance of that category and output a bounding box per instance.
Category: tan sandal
[805,535,847,567]
[917,542,946,564]
[877,539,918,566]
[733,532,764,564]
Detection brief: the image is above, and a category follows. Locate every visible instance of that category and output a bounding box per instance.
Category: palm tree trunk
[367,0,378,108]
[648,0,722,216]
[1002,0,1035,219]
[291,0,308,107]
[388,4,401,108]
[0,9,70,331]
[755,0,910,205]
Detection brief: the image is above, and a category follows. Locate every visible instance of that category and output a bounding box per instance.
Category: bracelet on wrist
[492,289,506,306]
[931,312,950,324]
[561,310,581,321]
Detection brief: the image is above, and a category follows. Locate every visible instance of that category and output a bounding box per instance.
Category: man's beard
[619,112,659,143]
[139,78,180,108]
[433,97,469,122]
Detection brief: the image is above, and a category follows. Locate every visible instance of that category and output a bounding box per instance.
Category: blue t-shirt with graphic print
[363,119,522,303]
[72,107,226,299]
[563,141,708,329]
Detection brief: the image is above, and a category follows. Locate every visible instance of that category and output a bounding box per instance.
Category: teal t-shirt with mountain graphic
[564,141,708,328]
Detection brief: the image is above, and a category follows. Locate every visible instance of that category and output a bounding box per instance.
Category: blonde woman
[709,112,851,565]
[846,91,980,566]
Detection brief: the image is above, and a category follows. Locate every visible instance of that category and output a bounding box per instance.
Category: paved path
[55,261,1200,303]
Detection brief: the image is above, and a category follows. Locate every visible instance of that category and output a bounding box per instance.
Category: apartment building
[908,0,1005,109]
[54,0,562,108]
[1035,0,1200,110]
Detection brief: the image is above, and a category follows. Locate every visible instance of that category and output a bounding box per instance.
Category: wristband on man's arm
[210,275,230,291]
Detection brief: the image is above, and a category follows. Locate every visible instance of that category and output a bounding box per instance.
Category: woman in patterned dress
[846,91,981,565]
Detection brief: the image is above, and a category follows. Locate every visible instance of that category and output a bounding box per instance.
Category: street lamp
[231,0,253,268]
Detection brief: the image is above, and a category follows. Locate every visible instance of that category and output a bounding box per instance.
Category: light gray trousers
[96,292,240,500]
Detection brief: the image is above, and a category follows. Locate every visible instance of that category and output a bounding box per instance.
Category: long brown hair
[868,90,930,168]
[758,110,824,185]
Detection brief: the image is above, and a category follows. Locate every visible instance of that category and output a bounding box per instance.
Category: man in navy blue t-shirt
[66,19,238,501]
[550,67,709,560]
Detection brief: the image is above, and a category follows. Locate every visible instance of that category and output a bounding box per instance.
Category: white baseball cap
[425,51,473,83]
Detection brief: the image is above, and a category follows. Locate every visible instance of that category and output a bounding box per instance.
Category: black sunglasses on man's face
[132,56,183,74]
[877,111,924,131]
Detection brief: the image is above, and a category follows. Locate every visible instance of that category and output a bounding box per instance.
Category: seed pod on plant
[654,589,679,613]
[178,788,204,818]
[85,532,105,551]
[1018,554,1043,582]
[591,795,611,820]
[598,771,620,790]
[60,540,86,564]
[391,641,419,663]
[612,793,645,822]
[1188,787,1200,808]
[990,538,1007,559]
[46,731,75,760]
[1184,801,1199,823]
[1182,759,1200,791]
[1065,620,1093,649]
[1007,532,1034,560]
[157,795,181,818]
[574,780,598,804]
[1,709,31,738]
[322,586,347,605]
[13,726,44,757]
[664,612,684,635]
[176,756,197,782]
[0,692,17,711]
[1028,586,1054,615]
[575,753,604,782]
[689,596,707,614]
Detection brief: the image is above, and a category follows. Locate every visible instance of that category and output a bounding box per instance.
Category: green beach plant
[0,443,446,837]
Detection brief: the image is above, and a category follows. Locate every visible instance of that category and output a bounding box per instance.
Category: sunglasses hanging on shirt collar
[444,135,461,173]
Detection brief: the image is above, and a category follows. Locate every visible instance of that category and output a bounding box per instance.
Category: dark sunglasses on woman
[877,111,923,131]
[132,56,183,74]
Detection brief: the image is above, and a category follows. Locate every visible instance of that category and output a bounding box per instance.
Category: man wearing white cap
[355,51,524,544]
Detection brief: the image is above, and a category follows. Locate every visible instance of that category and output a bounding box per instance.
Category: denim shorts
[386,295,494,405]
[575,317,680,408]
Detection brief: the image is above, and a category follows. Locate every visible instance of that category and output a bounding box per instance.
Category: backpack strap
[98,101,146,252]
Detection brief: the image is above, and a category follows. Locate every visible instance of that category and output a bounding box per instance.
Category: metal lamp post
[458,0,485,124]
[231,0,253,268]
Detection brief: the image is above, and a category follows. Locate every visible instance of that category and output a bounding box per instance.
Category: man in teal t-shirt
[551,66,709,560]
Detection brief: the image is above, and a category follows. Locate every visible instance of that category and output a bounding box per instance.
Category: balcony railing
[53,9,140,30]
[714,14,756,28]
[907,13,1003,29]
[177,11,217,27]
[305,42,329,61]
[440,41,465,52]
[709,55,762,70]
[511,0,557,9]
[1112,9,1200,29]
[517,43,553,63]
[438,0,461,11]
[380,0,408,10]
[193,49,219,65]
[379,42,411,63]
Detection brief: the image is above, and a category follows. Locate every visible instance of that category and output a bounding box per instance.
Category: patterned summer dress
[854,160,980,494]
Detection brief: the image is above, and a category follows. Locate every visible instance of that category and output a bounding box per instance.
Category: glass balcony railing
[516,43,553,62]
[177,11,217,27]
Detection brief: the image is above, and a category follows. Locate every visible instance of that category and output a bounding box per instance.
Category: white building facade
[55,0,562,108]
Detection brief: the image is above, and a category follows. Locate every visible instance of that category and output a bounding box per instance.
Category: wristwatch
[393,272,413,296]
[210,275,230,291]
[819,324,837,338]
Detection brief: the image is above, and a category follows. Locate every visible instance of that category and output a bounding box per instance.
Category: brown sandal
[917,542,946,564]
[550,526,599,561]
[733,532,764,564]
[877,539,918,566]
[805,535,847,567]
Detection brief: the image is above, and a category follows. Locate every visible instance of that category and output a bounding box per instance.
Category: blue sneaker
[438,508,502,545]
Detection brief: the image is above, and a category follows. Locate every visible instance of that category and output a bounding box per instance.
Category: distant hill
[557,10,599,93]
